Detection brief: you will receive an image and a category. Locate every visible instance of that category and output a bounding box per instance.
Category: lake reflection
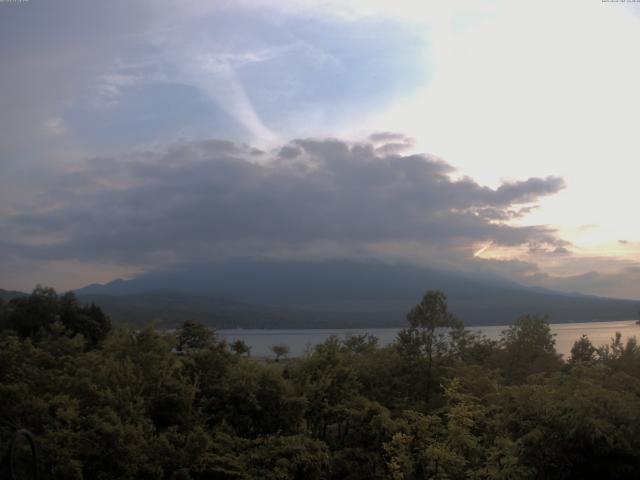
[218,320,640,358]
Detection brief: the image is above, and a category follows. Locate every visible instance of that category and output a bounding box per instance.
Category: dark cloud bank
[2,136,566,269]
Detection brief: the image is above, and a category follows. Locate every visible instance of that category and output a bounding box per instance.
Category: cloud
[0,0,156,151]
[494,177,566,205]
[0,0,431,155]
[187,54,278,143]
[368,132,416,155]
[0,137,565,275]
[473,253,640,300]
[534,268,640,300]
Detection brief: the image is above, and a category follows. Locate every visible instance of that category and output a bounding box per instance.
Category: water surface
[218,320,640,358]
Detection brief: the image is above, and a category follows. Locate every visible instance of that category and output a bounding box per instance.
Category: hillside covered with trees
[2,287,640,479]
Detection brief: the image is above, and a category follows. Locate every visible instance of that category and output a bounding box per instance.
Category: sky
[1,0,640,298]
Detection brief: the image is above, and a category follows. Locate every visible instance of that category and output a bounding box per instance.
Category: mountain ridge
[72,260,640,328]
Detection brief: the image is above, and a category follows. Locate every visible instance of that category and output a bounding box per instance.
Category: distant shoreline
[217,320,640,359]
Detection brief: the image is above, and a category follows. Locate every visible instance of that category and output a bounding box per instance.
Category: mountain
[0,288,28,301]
[76,291,329,329]
[76,260,523,302]
[75,260,640,328]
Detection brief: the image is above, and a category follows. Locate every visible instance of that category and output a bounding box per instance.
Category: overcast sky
[2,0,640,298]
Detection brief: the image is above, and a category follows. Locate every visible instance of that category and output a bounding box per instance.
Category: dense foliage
[2,287,640,479]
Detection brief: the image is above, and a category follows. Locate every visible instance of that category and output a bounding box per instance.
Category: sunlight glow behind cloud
[356,0,640,261]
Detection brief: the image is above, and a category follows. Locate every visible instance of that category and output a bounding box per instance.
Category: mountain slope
[76,291,312,329]
[0,288,28,301]
[76,260,640,328]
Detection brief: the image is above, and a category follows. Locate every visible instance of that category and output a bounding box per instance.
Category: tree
[59,292,111,348]
[0,298,7,331]
[269,344,290,361]
[291,337,361,441]
[342,334,379,355]
[176,320,214,352]
[220,361,306,436]
[597,333,640,378]
[1,287,110,349]
[569,334,597,364]
[400,290,463,356]
[497,314,562,383]
[492,368,640,479]
[396,290,462,402]
[5,285,59,338]
[241,435,330,480]
[230,339,251,356]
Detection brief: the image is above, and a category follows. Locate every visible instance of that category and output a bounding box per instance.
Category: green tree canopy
[569,334,597,364]
[176,320,214,351]
[1,286,110,348]
[497,314,562,383]
[396,290,463,404]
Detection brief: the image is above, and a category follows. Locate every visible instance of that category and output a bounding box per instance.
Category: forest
[2,287,640,479]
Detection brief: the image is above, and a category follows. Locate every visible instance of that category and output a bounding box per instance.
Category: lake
[218,320,640,358]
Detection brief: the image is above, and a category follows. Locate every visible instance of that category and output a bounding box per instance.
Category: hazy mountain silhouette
[0,289,28,301]
[73,260,640,328]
